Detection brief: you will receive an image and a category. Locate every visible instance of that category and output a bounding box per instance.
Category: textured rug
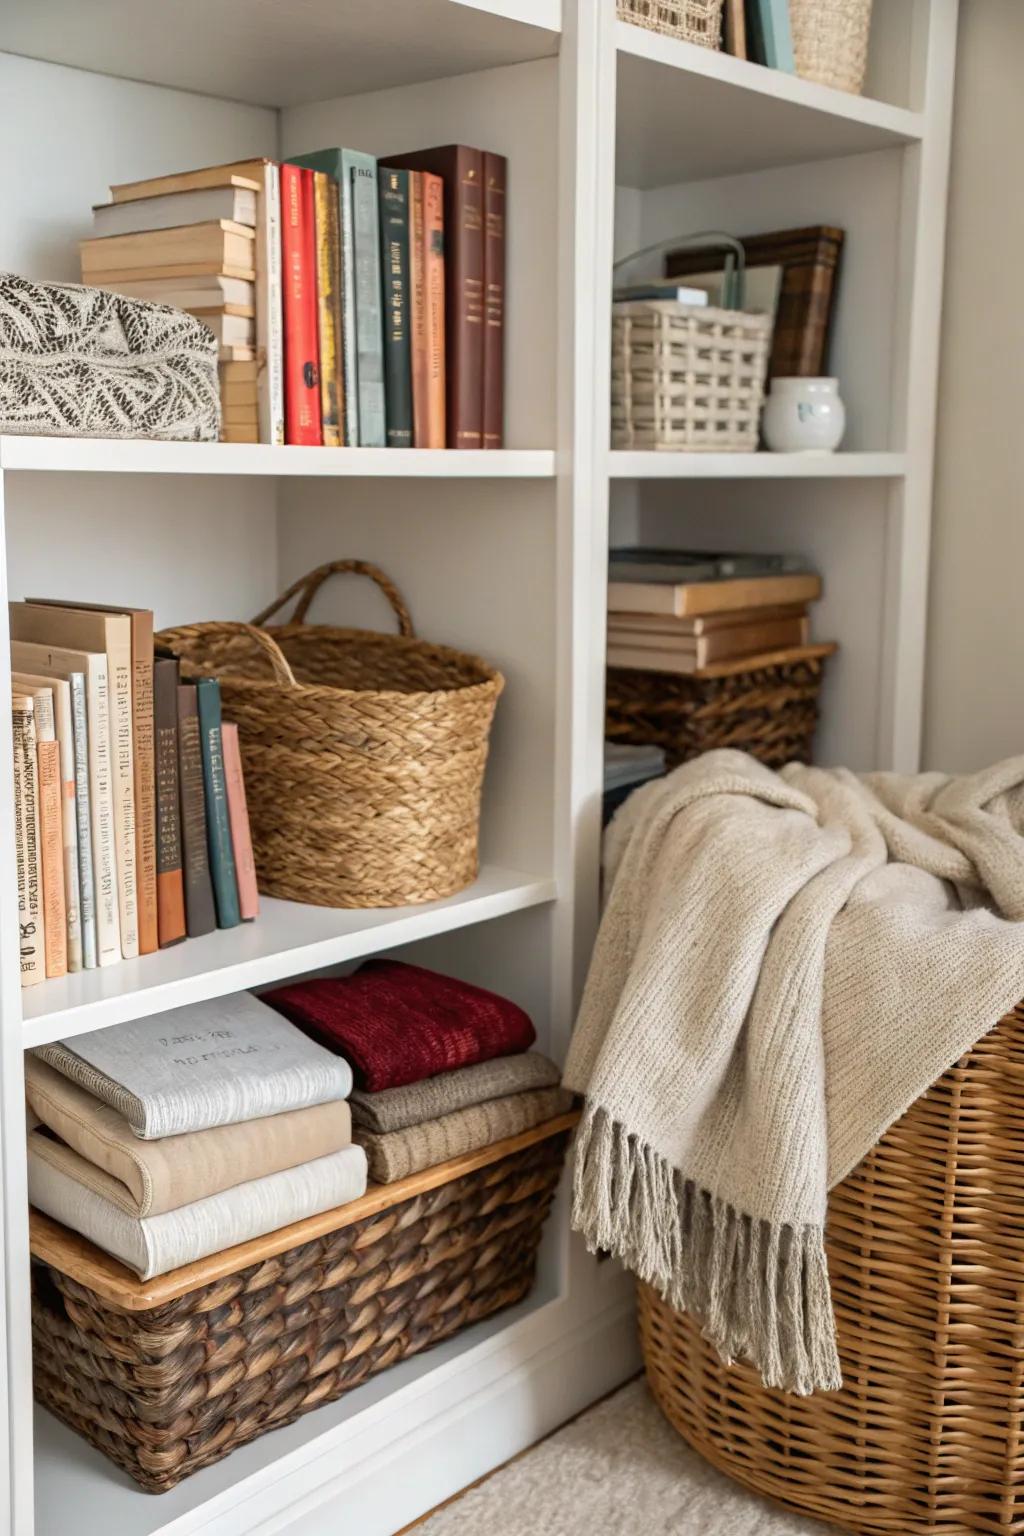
[412,1379,835,1535]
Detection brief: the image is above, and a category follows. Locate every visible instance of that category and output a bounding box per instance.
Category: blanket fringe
[571,1106,842,1396]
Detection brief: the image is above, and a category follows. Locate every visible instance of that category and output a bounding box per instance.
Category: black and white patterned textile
[0,273,220,440]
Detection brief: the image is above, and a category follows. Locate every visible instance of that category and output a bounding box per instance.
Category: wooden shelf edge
[29,1111,580,1312]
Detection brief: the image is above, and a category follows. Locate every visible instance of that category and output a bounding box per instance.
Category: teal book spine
[289,148,359,445]
[378,166,413,448]
[346,150,386,446]
[194,678,240,930]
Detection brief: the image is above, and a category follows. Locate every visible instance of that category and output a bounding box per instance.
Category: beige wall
[923,0,1024,771]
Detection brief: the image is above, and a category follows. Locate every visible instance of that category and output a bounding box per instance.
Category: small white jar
[761,377,846,453]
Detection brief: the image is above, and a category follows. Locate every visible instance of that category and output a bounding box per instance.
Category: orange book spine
[422,172,446,449]
[409,172,429,447]
[37,740,68,978]
[221,723,259,922]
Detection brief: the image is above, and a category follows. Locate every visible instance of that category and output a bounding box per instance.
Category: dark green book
[195,678,240,930]
[378,166,413,447]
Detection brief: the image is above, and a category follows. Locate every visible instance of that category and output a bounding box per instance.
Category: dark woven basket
[605,644,834,769]
[31,1120,572,1493]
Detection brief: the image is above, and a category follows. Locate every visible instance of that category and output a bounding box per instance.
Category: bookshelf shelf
[0,438,556,479]
[609,451,908,479]
[19,865,557,1049]
[615,20,925,186]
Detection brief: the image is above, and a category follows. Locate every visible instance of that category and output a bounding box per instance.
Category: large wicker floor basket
[606,644,835,770]
[158,559,504,909]
[639,1002,1024,1535]
[31,1116,573,1493]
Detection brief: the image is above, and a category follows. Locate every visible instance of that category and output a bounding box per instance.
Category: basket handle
[164,621,300,688]
[251,560,416,637]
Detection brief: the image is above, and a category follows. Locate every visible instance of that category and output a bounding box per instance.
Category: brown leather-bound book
[382,146,481,448]
[153,658,186,947]
[176,682,216,939]
[665,226,844,378]
[482,152,506,449]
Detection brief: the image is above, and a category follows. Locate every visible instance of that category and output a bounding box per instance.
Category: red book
[221,723,258,922]
[281,163,322,446]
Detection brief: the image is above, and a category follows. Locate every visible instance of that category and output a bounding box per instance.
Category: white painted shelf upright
[0,2,958,1532]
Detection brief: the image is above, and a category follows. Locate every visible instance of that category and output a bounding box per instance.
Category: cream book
[11,640,121,967]
[80,221,257,284]
[93,275,254,308]
[92,186,258,238]
[607,572,822,619]
[11,604,138,960]
[12,672,82,972]
[12,693,45,987]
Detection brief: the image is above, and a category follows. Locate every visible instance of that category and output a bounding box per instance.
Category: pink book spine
[221,723,259,922]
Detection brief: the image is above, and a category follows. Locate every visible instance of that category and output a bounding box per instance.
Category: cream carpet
[413,1379,835,1535]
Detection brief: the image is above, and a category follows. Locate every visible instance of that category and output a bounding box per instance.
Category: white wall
[922,1,1024,771]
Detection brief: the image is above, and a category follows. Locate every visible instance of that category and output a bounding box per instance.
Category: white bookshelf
[0,2,959,1532]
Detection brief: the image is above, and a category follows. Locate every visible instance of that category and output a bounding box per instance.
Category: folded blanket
[25,1056,352,1217]
[28,1132,368,1279]
[356,1086,574,1183]
[350,1052,562,1134]
[265,961,535,1091]
[564,750,1024,1396]
[35,991,351,1139]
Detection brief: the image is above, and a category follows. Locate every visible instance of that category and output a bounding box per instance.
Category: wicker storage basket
[638,1002,1024,1535]
[31,1114,574,1493]
[616,0,723,48]
[612,302,772,452]
[605,644,835,770]
[789,0,873,95]
[157,559,504,909]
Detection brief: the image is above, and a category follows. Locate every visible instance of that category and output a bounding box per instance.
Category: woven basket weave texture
[605,651,828,769]
[639,1002,1024,1534]
[616,0,724,47]
[33,1130,569,1493]
[789,0,873,94]
[612,303,772,453]
[157,559,503,910]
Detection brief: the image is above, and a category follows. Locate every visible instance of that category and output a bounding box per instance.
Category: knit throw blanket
[265,961,536,1091]
[563,750,1024,1395]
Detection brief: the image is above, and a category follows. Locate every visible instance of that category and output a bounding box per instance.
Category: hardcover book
[176,682,217,939]
[36,728,68,979]
[378,167,413,448]
[280,163,322,446]
[221,723,259,922]
[92,186,258,237]
[313,170,344,446]
[80,221,257,284]
[12,694,45,987]
[67,672,97,969]
[421,172,447,449]
[12,671,81,971]
[195,679,241,930]
[154,658,186,947]
[408,172,429,448]
[607,573,822,618]
[482,151,507,449]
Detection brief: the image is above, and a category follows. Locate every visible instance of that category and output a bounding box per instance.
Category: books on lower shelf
[9,600,258,988]
[83,142,507,450]
[607,548,824,675]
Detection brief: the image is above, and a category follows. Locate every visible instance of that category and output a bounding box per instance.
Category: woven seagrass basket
[612,302,772,452]
[606,644,835,770]
[31,1115,574,1493]
[158,559,503,909]
[790,0,873,95]
[616,0,724,48]
[638,1002,1024,1535]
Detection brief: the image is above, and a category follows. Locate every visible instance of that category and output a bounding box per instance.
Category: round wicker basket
[158,560,503,909]
[639,1000,1024,1534]
[789,0,873,95]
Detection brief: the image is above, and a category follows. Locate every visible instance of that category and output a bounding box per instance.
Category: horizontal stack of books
[11,600,258,988]
[82,142,507,450]
[607,549,823,674]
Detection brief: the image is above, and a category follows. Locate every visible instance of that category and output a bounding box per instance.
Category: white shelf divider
[609,451,907,479]
[21,867,557,1048]
[0,438,556,479]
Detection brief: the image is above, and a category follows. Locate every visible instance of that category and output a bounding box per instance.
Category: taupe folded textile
[28,1132,368,1280]
[25,1056,352,1217]
[356,1086,574,1183]
[35,991,352,1138]
[349,1052,562,1134]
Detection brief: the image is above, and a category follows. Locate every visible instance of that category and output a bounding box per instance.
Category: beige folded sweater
[25,1055,352,1217]
[349,1052,562,1134]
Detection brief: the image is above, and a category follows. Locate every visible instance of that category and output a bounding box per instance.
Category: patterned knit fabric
[0,272,219,440]
[356,1087,574,1183]
[350,1052,562,1133]
[264,961,536,1091]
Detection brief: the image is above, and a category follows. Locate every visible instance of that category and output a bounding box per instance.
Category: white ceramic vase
[761,377,846,453]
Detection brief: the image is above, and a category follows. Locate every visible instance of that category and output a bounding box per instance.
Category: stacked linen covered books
[26,992,365,1279]
[265,960,573,1184]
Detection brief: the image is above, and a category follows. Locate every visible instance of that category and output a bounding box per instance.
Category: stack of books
[82,143,507,451]
[607,549,823,674]
[82,161,281,445]
[10,600,258,988]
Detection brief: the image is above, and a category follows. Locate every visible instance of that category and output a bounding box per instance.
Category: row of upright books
[11,601,258,988]
[80,143,507,450]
